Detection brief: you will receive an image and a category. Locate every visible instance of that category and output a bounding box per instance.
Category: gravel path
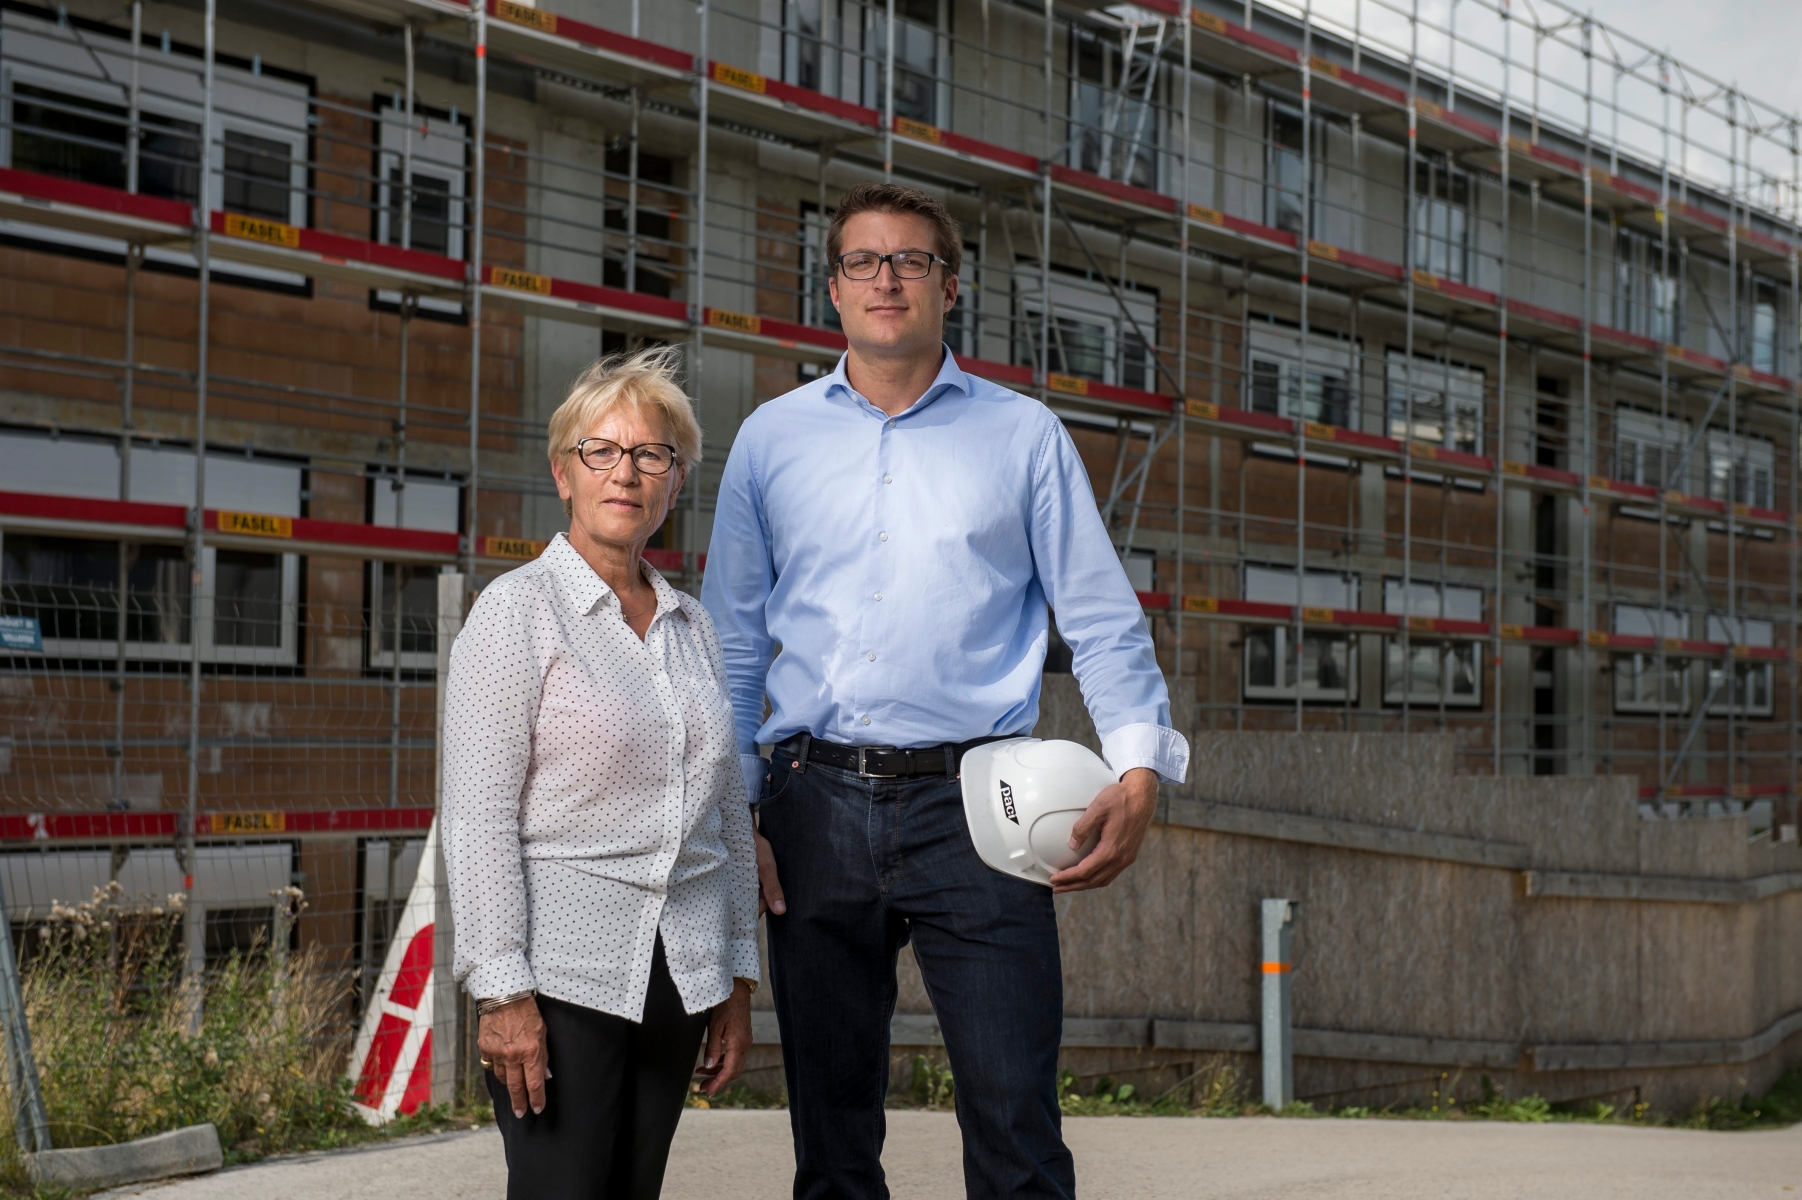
[100,1109,1802,1199]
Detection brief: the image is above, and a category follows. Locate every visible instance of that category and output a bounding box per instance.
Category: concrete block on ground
[27,1123,223,1191]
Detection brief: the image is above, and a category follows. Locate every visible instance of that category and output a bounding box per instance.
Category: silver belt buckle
[857,746,901,778]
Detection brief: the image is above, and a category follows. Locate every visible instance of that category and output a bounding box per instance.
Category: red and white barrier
[348,819,442,1123]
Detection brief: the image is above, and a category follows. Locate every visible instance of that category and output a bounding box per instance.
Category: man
[701,183,1188,1200]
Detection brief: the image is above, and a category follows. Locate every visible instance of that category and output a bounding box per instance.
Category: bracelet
[476,989,537,1015]
[735,976,758,995]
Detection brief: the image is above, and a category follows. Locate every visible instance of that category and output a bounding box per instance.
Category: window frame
[1611,603,1691,716]
[1385,348,1484,456]
[1247,324,1355,430]
[1705,614,1775,718]
[371,95,467,318]
[1380,578,1484,707]
[1240,565,1359,704]
[1020,273,1158,392]
[364,473,461,671]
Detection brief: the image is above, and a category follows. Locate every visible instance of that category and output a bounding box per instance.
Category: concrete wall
[738,675,1802,1113]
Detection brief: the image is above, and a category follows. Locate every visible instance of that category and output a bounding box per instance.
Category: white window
[1613,604,1690,715]
[1705,614,1774,717]
[366,474,460,670]
[1705,430,1774,511]
[0,10,311,287]
[1412,150,1471,283]
[1022,275,1157,392]
[1248,325,1354,429]
[0,432,302,665]
[1073,19,1164,192]
[1614,228,1679,343]
[1241,565,1358,702]
[373,97,466,316]
[1,844,293,965]
[360,837,426,989]
[1614,407,1689,492]
[1382,579,1482,706]
[1387,350,1483,455]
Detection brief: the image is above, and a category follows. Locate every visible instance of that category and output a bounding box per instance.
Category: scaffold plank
[704,61,881,142]
[886,117,1039,186]
[484,0,693,90]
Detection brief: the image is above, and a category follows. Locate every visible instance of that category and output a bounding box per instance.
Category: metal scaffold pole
[1494,0,1512,776]
[1579,15,1594,779]
[1656,55,1672,799]
[464,2,488,586]
[1293,2,1312,736]
[1790,118,1799,829]
[1174,2,1191,695]
[1402,0,1419,743]
[690,0,710,590]
[182,0,218,1009]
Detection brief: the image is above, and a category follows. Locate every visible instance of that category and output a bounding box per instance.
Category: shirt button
[874,592,883,601]
[879,532,888,542]
[862,716,871,725]
[883,474,892,484]
[867,652,876,661]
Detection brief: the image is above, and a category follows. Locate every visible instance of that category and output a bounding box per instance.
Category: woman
[442,347,759,1199]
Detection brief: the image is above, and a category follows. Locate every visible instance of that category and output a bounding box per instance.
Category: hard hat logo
[961,739,1113,887]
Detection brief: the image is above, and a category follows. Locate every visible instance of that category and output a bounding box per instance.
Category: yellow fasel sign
[712,62,767,94]
[216,511,293,539]
[212,810,286,835]
[222,213,300,248]
[706,309,762,335]
[1047,374,1089,396]
[1183,596,1219,613]
[482,536,547,561]
[490,267,552,295]
[495,0,557,32]
[895,117,942,144]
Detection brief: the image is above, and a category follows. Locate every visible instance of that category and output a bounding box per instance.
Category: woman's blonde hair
[547,345,703,481]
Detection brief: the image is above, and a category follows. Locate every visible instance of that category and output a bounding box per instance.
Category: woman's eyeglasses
[834,251,943,280]
[571,438,679,475]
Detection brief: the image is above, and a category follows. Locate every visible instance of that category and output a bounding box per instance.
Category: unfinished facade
[0,0,1797,1096]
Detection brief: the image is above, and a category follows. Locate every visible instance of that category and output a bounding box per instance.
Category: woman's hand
[754,830,786,916]
[699,979,753,1097]
[479,995,550,1118]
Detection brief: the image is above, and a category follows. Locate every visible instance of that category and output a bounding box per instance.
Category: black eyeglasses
[834,250,943,280]
[571,438,679,475]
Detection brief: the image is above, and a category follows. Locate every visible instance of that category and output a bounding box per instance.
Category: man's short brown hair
[826,183,962,277]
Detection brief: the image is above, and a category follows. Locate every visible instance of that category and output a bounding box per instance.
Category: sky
[1584,0,1802,120]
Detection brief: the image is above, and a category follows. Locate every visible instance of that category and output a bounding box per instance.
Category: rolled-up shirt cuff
[728,937,761,984]
[1100,722,1190,784]
[464,951,536,1001]
[740,753,767,806]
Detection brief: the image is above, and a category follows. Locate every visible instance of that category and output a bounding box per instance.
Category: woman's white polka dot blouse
[442,533,759,1021]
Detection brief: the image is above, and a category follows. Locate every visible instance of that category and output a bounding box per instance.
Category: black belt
[773,733,1014,779]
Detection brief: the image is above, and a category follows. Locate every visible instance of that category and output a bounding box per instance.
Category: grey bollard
[1260,898,1295,1109]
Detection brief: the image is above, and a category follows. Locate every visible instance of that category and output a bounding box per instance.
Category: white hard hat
[960,738,1116,886]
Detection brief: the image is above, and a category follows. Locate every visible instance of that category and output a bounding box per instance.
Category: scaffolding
[1,0,1799,906]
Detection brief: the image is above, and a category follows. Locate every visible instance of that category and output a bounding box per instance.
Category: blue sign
[0,617,43,653]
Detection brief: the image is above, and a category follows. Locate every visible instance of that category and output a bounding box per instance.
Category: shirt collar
[544,533,683,623]
[823,343,970,420]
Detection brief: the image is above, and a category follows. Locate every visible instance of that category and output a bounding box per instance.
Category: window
[601,145,676,300]
[367,475,460,670]
[1613,604,1689,715]
[1705,430,1774,510]
[1614,407,1688,492]
[783,0,830,94]
[1705,615,1773,717]
[373,98,467,315]
[1412,150,1470,282]
[0,432,302,664]
[1,10,311,285]
[1241,565,1358,702]
[1383,579,1482,706]
[1387,350,1483,455]
[1248,325,1352,429]
[359,837,425,995]
[855,0,947,125]
[1265,102,1322,237]
[1614,228,1679,342]
[1072,21,1165,191]
[1021,275,1156,391]
[1749,277,1783,375]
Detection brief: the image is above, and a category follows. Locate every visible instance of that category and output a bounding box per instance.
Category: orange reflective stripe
[1261,961,1291,974]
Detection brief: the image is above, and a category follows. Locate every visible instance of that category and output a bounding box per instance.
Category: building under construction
[0,0,1799,1101]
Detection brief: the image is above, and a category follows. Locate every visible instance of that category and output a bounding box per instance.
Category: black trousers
[487,941,711,1200]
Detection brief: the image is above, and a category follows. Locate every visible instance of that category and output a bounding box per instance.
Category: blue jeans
[758,754,1075,1200]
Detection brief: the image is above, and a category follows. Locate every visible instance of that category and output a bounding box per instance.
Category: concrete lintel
[1523,869,1802,904]
[1530,1008,1802,1071]
[27,1123,222,1191]
[1164,799,1532,871]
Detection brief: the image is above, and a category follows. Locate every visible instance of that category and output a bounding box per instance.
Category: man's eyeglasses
[834,251,943,280]
[571,438,679,475]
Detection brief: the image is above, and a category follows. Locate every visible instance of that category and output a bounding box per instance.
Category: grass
[0,883,486,1198]
[714,1056,1802,1133]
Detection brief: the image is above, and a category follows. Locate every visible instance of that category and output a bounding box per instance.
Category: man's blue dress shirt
[701,348,1190,797]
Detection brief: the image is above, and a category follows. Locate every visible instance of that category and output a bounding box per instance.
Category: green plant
[909,1056,956,1109]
